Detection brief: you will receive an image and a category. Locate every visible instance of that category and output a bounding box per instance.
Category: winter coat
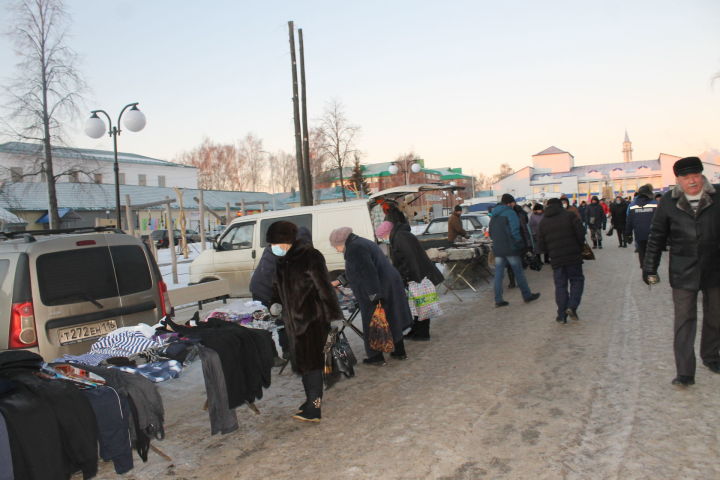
[273,239,341,373]
[585,202,605,229]
[537,203,585,268]
[624,195,657,243]
[389,222,444,286]
[514,206,531,249]
[489,204,524,257]
[344,234,413,353]
[578,205,588,223]
[448,212,467,242]
[528,212,544,255]
[610,199,628,227]
[644,179,720,290]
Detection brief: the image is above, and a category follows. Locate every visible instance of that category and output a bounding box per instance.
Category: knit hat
[673,156,703,176]
[266,221,297,244]
[501,193,515,205]
[591,196,599,202]
[374,221,393,238]
[533,203,544,211]
[329,227,353,247]
[547,198,561,206]
[636,184,654,199]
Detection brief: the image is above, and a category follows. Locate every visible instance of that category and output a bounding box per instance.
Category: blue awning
[36,208,75,224]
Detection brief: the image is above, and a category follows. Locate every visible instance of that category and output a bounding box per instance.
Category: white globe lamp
[388,163,399,175]
[411,162,421,173]
[84,114,106,139]
[123,106,146,132]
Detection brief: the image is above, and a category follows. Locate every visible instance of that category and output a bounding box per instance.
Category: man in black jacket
[609,196,629,247]
[538,198,586,324]
[643,156,720,387]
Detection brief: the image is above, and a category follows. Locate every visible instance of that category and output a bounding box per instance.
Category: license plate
[58,320,117,345]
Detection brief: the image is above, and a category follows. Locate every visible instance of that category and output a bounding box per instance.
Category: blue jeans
[553,263,584,319]
[494,255,532,303]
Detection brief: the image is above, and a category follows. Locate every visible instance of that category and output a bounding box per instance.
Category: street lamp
[388,158,422,185]
[85,103,146,229]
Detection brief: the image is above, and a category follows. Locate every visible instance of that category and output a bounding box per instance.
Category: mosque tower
[623,130,633,163]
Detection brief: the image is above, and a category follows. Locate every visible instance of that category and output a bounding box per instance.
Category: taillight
[9,301,38,348]
[158,280,171,317]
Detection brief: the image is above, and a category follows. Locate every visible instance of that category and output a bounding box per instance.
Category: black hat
[453,205,462,212]
[533,203,544,211]
[591,196,599,202]
[636,184,654,198]
[673,156,703,177]
[547,198,561,206]
[266,221,297,244]
[501,193,515,204]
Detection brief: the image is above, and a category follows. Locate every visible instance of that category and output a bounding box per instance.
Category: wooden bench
[168,279,231,311]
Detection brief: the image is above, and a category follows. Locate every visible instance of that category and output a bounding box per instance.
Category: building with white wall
[492,134,720,204]
[0,141,198,189]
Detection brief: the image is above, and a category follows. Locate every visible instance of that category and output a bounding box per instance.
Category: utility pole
[299,28,313,205]
[288,21,309,206]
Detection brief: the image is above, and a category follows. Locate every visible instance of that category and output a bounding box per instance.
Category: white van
[188,184,459,296]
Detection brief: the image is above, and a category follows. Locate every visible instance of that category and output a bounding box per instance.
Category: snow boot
[294,370,323,422]
[390,339,407,360]
[407,319,430,341]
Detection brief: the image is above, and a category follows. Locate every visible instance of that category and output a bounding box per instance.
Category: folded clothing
[91,330,163,357]
[109,360,183,383]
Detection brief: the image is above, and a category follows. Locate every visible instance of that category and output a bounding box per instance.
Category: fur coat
[273,240,342,374]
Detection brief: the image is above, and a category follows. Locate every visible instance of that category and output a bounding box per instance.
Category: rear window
[259,214,312,247]
[110,245,152,295]
[37,247,118,306]
[150,230,165,239]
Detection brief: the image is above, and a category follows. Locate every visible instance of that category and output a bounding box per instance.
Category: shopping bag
[368,303,394,352]
[581,242,595,260]
[323,327,357,389]
[408,278,443,321]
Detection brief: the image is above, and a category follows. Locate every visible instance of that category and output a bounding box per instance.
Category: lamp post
[388,157,422,185]
[84,103,147,229]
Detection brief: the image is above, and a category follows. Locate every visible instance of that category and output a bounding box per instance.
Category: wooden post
[288,21,308,206]
[299,28,313,205]
[124,195,134,237]
[225,202,231,224]
[240,199,245,217]
[165,199,178,285]
[199,190,206,250]
[173,187,189,259]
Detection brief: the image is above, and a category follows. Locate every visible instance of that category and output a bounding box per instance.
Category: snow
[157,242,211,289]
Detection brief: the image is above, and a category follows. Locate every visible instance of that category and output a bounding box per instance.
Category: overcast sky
[1,0,718,177]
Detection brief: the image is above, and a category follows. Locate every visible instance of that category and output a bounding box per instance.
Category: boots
[407,319,430,341]
[390,339,407,360]
[294,370,323,422]
[405,317,420,339]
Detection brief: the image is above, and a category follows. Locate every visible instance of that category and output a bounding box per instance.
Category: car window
[110,245,152,295]
[426,221,448,235]
[462,218,478,231]
[37,247,119,306]
[479,216,490,228]
[259,214,312,247]
[220,223,255,250]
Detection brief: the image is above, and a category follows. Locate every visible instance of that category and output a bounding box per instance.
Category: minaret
[623,130,633,163]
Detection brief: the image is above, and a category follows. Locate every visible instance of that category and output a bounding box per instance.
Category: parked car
[184,229,201,243]
[208,225,227,242]
[0,227,169,360]
[189,184,463,297]
[150,229,182,248]
[415,213,490,249]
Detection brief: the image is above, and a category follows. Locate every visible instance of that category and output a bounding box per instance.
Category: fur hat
[266,221,297,244]
[501,193,515,205]
[636,184,654,199]
[673,156,703,177]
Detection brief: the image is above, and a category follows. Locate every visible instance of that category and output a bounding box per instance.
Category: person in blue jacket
[489,194,540,307]
[624,184,658,267]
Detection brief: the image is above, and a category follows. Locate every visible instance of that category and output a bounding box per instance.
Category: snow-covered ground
[156,242,211,289]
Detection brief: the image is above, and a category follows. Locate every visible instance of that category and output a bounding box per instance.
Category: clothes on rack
[82,386,133,475]
[199,345,239,435]
[0,411,13,480]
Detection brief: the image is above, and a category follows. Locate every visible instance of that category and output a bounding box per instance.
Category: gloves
[642,272,660,286]
[269,303,283,316]
[624,234,633,244]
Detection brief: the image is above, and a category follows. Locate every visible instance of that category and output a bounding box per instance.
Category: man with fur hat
[624,184,658,266]
[269,221,343,421]
[643,157,720,387]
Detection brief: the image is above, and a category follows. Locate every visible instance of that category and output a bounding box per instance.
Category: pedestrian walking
[609,196,629,247]
[375,220,444,341]
[643,157,720,387]
[538,198,585,324]
[624,184,657,267]
[528,204,549,264]
[329,227,413,364]
[586,196,605,249]
[489,194,540,307]
[268,221,343,422]
[578,200,588,230]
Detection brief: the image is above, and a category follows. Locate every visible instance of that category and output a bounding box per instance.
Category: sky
[0,0,719,178]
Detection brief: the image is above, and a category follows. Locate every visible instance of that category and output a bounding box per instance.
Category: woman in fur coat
[329,227,413,364]
[270,221,342,422]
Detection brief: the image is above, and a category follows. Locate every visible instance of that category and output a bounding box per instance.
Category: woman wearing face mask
[560,196,582,220]
[269,221,342,422]
[586,196,605,249]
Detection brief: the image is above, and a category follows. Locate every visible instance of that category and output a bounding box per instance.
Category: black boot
[404,317,420,339]
[294,370,323,422]
[407,319,430,341]
[390,339,407,360]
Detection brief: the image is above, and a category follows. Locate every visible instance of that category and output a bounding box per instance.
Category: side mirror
[213,238,220,250]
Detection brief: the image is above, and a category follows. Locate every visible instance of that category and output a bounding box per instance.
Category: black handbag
[323,327,357,389]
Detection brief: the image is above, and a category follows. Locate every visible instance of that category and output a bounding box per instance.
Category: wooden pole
[225,202,231,224]
[165,199,178,285]
[299,28,313,205]
[240,199,245,216]
[288,21,308,206]
[173,187,189,259]
[124,195,134,237]
[199,190,206,250]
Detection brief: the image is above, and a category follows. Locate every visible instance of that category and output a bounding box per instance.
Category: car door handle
[252,249,256,259]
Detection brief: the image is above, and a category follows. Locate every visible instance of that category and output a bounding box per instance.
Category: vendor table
[426,240,493,301]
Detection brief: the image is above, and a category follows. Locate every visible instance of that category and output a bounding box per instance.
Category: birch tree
[316,100,360,201]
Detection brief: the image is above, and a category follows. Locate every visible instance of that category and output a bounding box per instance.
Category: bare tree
[270,150,298,193]
[316,100,360,201]
[493,163,515,183]
[2,0,86,228]
[176,138,246,191]
[237,133,265,192]
[307,127,327,190]
[474,172,493,191]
